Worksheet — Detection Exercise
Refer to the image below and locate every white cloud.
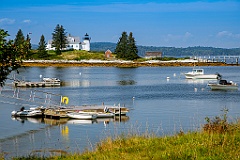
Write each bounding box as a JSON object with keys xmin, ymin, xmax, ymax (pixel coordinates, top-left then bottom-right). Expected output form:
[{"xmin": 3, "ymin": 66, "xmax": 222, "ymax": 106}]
[
  {"xmin": 23, "ymin": 19, "xmax": 31, "ymax": 23},
  {"xmin": 164, "ymin": 32, "xmax": 193, "ymax": 42},
  {"xmin": 0, "ymin": 18, "xmax": 15, "ymax": 25},
  {"xmin": 217, "ymin": 31, "xmax": 240, "ymax": 39}
]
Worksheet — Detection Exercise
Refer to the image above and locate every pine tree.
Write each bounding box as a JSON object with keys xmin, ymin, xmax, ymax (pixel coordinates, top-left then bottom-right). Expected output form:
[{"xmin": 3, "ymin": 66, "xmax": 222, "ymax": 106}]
[
  {"xmin": 25, "ymin": 33, "xmax": 32, "ymax": 59},
  {"xmin": 115, "ymin": 31, "xmax": 128, "ymax": 59},
  {"xmin": 37, "ymin": 35, "xmax": 48, "ymax": 59},
  {"xmin": 14, "ymin": 29, "xmax": 31, "ymax": 57},
  {"xmin": 127, "ymin": 32, "xmax": 139, "ymax": 60},
  {"xmin": 14, "ymin": 29, "xmax": 25, "ymax": 51},
  {"xmin": 26, "ymin": 33, "xmax": 32, "ymax": 50},
  {"xmin": 52, "ymin": 24, "xmax": 67, "ymax": 55},
  {"xmin": 115, "ymin": 31, "xmax": 138, "ymax": 60}
]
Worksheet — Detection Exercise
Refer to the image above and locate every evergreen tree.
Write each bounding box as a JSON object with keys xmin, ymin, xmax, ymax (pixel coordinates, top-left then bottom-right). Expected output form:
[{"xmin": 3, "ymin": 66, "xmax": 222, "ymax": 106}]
[
  {"xmin": 115, "ymin": 31, "xmax": 138, "ymax": 60},
  {"xmin": 52, "ymin": 24, "xmax": 67, "ymax": 55},
  {"xmin": 26, "ymin": 33, "xmax": 32, "ymax": 50},
  {"xmin": 14, "ymin": 29, "xmax": 25, "ymax": 51},
  {"xmin": 14, "ymin": 29, "xmax": 31, "ymax": 57},
  {"xmin": 0, "ymin": 29, "xmax": 26, "ymax": 86},
  {"xmin": 127, "ymin": 32, "xmax": 139, "ymax": 60},
  {"xmin": 115, "ymin": 31, "xmax": 128, "ymax": 59},
  {"xmin": 25, "ymin": 33, "xmax": 32, "ymax": 59},
  {"xmin": 37, "ymin": 35, "xmax": 48, "ymax": 59}
]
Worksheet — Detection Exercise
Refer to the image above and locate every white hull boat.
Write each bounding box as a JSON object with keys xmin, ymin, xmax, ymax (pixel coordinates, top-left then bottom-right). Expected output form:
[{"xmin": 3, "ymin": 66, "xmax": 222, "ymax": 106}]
[
  {"xmin": 78, "ymin": 111, "xmax": 115, "ymax": 118},
  {"xmin": 185, "ymin": 68, "xmax": 221, "ymax": 79},
  {"xmin": 11, "ymin": 108, "xmax": 43, "ymax": 117},
  {"xmin": 208, "ymin": 79, "xmax": 238, "ymax": 90},
  {"xmin": 67, "ymin": 112, "xmax": 97, "ymax": 120}
]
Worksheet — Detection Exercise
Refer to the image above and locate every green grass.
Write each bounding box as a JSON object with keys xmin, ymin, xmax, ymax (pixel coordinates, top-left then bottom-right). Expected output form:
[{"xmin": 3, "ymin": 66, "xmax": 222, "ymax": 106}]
[
  {"xmin": 12, "ymin": 118, "xmax": 240, "ymax": 160},
  {"xmin": 27, "ymin": 50, "xmax": 190, "ymax": 62},
  {"xmin": 27, "ymin": 50, "xmax": 107, "ymax": 61}
]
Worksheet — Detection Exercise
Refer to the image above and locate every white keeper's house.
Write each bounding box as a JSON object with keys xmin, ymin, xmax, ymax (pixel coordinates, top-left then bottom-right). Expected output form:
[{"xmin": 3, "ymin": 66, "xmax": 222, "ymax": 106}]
[{"xmin": 46, "ymin": 33, "xmax": 91, "ymax": 51}]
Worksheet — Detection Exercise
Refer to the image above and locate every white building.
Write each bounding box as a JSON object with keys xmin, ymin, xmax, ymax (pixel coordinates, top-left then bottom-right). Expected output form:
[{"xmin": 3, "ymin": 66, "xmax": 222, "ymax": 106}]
[{"xmin": 46, "ymin": 33, "xmax": 90, "ymax": 51}]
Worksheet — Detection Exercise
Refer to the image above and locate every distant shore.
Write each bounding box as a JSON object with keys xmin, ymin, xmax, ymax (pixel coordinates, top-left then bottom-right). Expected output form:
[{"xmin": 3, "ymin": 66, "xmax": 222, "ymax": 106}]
[{"xmin": 22, "ymin": 59, "xmax": 234, "ymax": 67}]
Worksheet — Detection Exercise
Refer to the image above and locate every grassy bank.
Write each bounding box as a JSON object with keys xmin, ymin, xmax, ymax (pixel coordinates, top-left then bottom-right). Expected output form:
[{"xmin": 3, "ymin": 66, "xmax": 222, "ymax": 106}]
[{"xmin": 11, "ymin": 114, "xmax": 240, "ymax": 160}]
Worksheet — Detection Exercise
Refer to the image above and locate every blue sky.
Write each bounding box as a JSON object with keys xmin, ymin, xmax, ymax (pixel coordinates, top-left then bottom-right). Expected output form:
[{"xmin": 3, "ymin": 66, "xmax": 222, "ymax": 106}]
[{"xmin": 0, "ymin": 0, "xmax": 240, "ymax": 48}]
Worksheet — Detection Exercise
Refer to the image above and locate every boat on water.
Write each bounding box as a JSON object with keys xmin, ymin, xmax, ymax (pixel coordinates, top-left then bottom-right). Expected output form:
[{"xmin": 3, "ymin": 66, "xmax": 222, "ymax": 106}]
[
  {"xmin": 78, "ymin": 111, "xmax": 115, "ymax": 118},
  {"xmin": 184, "ymin": 68, "xmax": 221, "ymax": 79},
  {"xmin": 208, "ymin": 79, "xmax": 238, "ymax": 90},
  {"xmin": 11, "ymin": 107, "xmax": 43, "ymax": 117},
  {"xmin": 67, "ymin": 112, "xmax": 97, "ymax": 120},
  {"xmin": 13, "ymin": 77, "xmax": 61, "ymax": 87}
]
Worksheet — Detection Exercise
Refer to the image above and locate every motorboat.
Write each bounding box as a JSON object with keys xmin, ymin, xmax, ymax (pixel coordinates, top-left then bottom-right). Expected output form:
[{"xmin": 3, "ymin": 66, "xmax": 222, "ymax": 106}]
[
  {"xmin": 184, "ymin": 68, "xmax": 221, "ymax": 79},
  {"xmin": 208, "ymin": 79, "xmax": 238, "ymax": 90},
  {"xmin": 11, "ymin": 107, "xmax": 43, "ymax": 117},
  {"xmin": 67, "ymin": 112, "xmax": 97, "ymax": 120}
]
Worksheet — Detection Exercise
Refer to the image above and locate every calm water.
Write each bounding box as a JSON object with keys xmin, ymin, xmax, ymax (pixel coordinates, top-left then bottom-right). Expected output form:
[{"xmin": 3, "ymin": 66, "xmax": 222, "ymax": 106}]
[{"xmin": 0, "ymin": 66, "xmax": 240, "ymax": 158}]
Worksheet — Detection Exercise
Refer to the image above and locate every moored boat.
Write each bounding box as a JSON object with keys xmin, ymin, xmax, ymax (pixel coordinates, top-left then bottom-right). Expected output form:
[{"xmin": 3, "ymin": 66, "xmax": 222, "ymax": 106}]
[
  {"xmin": 67, "ymin": 112, "xmax": 97, "ymax": 120},
  {"xmin": 184, "ymin": 68, "xmax": 221, "ymax": 79},
  {"xmin": 208, "ymin": 79, "xmax": 238, "ymax": 90},
  {"xmin": 11, "ymin": 107, "xmax": 43, "ymax": 117}
]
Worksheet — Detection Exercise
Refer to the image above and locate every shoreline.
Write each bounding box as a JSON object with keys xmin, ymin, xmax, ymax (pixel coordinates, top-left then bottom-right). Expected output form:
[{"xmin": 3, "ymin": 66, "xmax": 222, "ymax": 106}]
[{"xmin": 22, "ymin": 60, "xmax": 235, "ymax": 67}]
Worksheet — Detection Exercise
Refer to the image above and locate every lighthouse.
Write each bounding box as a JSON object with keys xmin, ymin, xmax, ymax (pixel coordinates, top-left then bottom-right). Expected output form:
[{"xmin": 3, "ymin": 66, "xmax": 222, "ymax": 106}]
[{"xmin": 81, "ymin": 33, "xmax": 90, "ymax": 51}]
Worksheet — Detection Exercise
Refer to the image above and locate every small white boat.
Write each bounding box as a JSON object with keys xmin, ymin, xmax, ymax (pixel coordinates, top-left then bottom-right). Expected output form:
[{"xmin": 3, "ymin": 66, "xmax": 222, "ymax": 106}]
[
  {"xmin": 96, "ymin": 112, "xmax": 115, "ymax": 118},
  {"xmin": 67, "ymin": 112, "xmax": 97, "ymax": 120},
  {"xmin": 78, "ymin": 111, "xmax": 115, "ymax": 118},
  {"xmin": 11, "ymin": 107, "xmax": 43, "ymax": 117},
  {"xmin": 185, "ymin": 68, "xmax": 220, "ymax": 79},
  {"xmin": 208, "ymin": 79, "xmax": 238, "ymax": 90}
]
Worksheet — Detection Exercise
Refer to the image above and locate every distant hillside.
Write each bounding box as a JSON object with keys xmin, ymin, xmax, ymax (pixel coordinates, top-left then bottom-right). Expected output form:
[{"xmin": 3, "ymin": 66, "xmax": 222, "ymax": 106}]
[
  {"xmin": 32, "ymin": 42, "xmax": 240, "ymax": 57},
  {"xmin": 91, "ymin": 42, "xmax": 240, "ymax": 57}
]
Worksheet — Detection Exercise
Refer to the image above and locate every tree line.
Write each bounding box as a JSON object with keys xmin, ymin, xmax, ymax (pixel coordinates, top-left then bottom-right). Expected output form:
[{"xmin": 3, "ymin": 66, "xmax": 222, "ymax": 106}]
[{"xmin": 0, "ymin": 25, "xmax": 139, "ymax": 85}]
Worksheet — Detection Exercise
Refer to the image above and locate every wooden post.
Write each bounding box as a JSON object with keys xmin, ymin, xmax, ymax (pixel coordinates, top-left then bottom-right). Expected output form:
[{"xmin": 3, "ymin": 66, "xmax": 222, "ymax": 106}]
[{"xmin": 119, "ymin": 103, "xmax": 121, "ymax": 122}]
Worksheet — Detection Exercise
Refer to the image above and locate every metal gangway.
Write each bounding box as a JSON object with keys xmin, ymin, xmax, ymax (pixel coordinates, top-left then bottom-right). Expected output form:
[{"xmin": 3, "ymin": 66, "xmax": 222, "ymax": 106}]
[
  {"xmin": 0, "ymin": 85, "xmax": 67, "ymax": 108},
  {"xmin": 192, "ymin": 55, "xmax": 240, "ymax": 64}
]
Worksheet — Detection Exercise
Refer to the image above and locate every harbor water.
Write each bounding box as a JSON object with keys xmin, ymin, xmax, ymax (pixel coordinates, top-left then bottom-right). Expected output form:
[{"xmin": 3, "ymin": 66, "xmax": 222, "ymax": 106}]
[{"xmin": 0, "ymin": 66, "xmax": 240, "ymax": 158}]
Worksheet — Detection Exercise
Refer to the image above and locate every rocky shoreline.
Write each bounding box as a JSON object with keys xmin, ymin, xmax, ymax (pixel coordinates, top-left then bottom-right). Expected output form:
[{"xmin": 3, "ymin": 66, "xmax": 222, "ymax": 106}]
[{"xmin": 22, "ymin": 59, "xmax": 235, "ymax": 67}]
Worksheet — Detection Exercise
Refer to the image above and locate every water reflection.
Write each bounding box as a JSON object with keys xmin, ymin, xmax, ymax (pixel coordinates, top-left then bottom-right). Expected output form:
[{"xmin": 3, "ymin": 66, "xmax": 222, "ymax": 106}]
[
  {"xmin": 117, "ymin": 80, "xmax": 136, "ymax": 85},
  {"xmin": 11, "ymin": 116, "xmax": 130, "ymax": 126}
]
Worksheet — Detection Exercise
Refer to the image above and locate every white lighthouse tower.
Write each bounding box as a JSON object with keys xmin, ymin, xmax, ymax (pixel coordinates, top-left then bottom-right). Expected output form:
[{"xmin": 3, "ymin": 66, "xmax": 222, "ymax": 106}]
[{"xmin": 81, "ymin": 33, "xmax": 90, "ymax": 51}]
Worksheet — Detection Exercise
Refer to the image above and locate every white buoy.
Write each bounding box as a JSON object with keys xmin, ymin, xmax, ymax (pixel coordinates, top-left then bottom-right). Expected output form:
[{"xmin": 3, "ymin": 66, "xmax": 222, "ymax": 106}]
[
  {"xmin": 173, "ymin": 73, "xmax": 176, "ymax": 77},
  {"xmin": 39, "ymin": 74, "xmax": 42, "ymax": 78},
  {"xmin": 79, "ymin": 72, "xmax": 81, "ymax": 76},
  {"xmin": 194, "ymin": 88, "xmax": 197, "ymax": 92}
]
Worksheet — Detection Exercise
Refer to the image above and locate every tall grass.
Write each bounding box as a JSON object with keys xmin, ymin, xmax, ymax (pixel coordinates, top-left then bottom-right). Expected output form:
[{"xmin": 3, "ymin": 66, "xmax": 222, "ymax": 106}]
[{"xmin": 12, "ymin": 111, "xmax": 240, "ymax": 160}]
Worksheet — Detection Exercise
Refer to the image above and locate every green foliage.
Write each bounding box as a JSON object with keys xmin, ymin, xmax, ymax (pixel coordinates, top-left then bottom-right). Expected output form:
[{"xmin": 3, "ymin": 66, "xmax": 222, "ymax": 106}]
[
  {"xmin": 60, "ymin": 50, "xmax": 105, "ymax": 60},
  {"xmin": 51, "ymin": 24, "xmax": 67, "ymax": 55},
  {"xmin": 37, "ymin": 35, "xmax": 49, "ymax": 59},
  {"xmin": 0, "ymin": 29, "xmax": 27, "ymax": 86},
  {"xmin": 14, "ymin": 29, "xmax": 31, "ymax": 59},
  {"xmin": 115, "ymin": 31, "xmax": 139, "ymax": 60}
]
